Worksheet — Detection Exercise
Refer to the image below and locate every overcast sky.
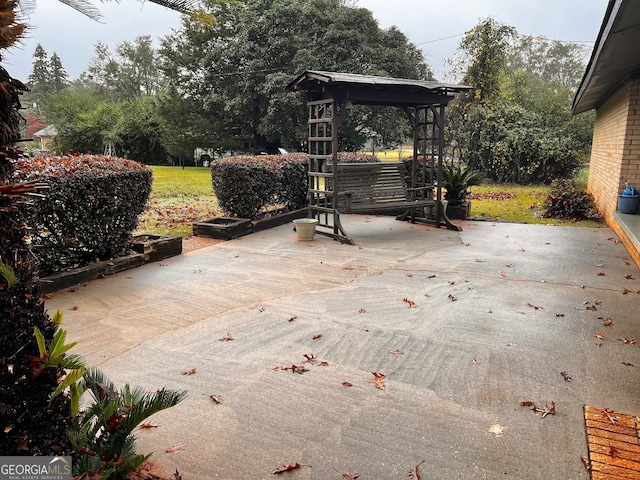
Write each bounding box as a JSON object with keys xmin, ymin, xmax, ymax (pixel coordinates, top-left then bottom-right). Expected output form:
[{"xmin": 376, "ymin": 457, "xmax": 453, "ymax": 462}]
[{"xmin": 3, "ymin": 0, "xmax": 609, "ymax": 82}]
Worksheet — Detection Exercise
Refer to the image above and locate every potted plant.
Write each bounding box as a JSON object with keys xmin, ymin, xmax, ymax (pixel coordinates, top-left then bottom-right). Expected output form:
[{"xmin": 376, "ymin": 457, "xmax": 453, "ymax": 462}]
[{"xmin": 441, "ymin": 163, "xmax": 484, "ymax": 219}]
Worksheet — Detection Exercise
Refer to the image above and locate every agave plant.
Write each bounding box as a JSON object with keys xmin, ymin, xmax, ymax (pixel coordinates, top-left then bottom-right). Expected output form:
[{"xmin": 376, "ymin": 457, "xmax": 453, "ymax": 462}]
[
  {"xmin": 442, "ymin": 163, "xmax": 484, "ymax": 206},
  {"xmin": 68, "ymin": 369, "xmax": 187, "ymax": 479}
]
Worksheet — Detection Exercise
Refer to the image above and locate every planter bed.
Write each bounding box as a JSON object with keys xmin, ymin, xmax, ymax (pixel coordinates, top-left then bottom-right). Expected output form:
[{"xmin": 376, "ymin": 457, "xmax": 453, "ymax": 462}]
[
  {"xmin": 193, "ymin": 208, "xmax": 309, "ymax": 240},
  {"xmin": 130, "ymin": 234, "xmax": 182, "ymax": 262},
  {"xmin": 40, "ymin": 235, "xmax": 183, "ymax": 294},
  {"xmin": 192, "ymin": 217, "xmax": 253, "ymax": 240},
  {"xmin": 39, "ymin": 253, "xmax": 145, "ymax": 294}
]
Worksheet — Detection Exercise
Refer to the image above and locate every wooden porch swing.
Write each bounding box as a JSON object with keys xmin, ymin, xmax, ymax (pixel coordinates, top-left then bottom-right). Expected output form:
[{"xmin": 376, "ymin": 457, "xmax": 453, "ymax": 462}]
[{"xmin": 287, "ymin": 70, "xmax": 472, "ymax": 245}]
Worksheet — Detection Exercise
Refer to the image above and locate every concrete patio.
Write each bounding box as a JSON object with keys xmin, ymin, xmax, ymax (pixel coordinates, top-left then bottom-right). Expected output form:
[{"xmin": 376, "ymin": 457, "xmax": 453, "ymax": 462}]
[{"xmin": 46, "ymin": 216, "xmax": 640, "ymax": 479}]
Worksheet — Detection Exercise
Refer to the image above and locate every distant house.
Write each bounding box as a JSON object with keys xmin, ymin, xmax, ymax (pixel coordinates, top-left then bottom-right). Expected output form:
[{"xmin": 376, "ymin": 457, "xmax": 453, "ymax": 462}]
[
  {"xmin": 572, "ymin": 0, "xmax": 640, "ymax": 267},
  {"xmin": 32, "ymin": 125, "xmax": 57, "ymax": 152}
]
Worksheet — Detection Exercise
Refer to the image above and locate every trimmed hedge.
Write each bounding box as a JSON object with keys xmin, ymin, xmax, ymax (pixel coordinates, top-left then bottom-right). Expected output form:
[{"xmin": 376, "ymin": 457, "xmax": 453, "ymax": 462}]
[
  {"xmin": 211, "ymin": 152, "xmax": 380, "ymax": 218},
  {"xmin": 13, "ymin": 154, "xmax": 152, "ymax": 276},
  {"xmin": 211, "ymin": 153, "xmax": 308, "ymax": 218}
]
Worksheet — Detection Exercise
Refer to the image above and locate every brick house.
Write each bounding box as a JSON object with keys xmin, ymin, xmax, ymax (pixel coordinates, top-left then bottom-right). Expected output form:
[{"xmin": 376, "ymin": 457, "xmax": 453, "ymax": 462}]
[{"xmin": 573, "ymin": 0, "xmax": 640, "ymax": 266}]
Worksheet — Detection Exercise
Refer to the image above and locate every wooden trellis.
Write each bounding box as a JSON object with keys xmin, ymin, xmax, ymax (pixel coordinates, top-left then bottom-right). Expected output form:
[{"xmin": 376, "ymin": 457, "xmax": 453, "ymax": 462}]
[{"xmin": 287, "ymin": 71, "xmax": 471, "ymax": 244}]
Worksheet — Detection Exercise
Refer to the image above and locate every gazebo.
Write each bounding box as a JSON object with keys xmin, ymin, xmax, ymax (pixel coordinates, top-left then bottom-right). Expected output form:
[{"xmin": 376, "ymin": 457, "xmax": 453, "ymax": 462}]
[{"xmin": 287, "ymin": 70, "xmax": 472, "ymax": 244}]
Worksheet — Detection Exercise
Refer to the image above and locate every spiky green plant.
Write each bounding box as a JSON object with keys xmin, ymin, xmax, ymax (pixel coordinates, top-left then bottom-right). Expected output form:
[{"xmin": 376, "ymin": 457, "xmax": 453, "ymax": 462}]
[
  {"xmin": 68, "ymin": 369, "xmax": 187, "ymax": 479},
  {"xmin": 442, "ymin": 163, "xmax": 484, "ymax": 206}
]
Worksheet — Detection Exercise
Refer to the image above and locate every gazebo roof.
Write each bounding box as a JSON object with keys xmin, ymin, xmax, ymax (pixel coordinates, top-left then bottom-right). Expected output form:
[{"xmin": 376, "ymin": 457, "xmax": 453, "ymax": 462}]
[{"xmin": 287, "ymin": 70, "xmax": 472, "ymax": 107}]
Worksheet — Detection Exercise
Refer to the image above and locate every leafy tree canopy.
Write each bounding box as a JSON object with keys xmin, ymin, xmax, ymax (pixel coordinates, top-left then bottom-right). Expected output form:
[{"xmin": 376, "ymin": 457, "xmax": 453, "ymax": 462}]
[{"xmin": 159, "ymin": 0, "xmax": 433, "ymax": 151}]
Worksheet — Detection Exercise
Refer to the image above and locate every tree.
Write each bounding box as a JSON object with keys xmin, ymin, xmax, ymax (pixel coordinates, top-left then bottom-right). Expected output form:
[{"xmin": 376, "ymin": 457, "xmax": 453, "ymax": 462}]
[
  {"xmin": 49, "ymin": 53, "xmax": 69, "ymax": 92},
  {"xmin": 445, "ymin": 18, "xmax": 589, "ymax": 184},
  {"xmin": 160, "ymin": 0, "xmax": 433, "ymax": 151},
  {"xmin": 459, "ymin": 17, "xmax": 515, "ymax": 105},
  {"xmin": 27, "ymin": 44, "xmax": 50, "ymax": 96},
  {"xmin": 114, "ymin": 36, "xmax": 163, "ymax": 98}
]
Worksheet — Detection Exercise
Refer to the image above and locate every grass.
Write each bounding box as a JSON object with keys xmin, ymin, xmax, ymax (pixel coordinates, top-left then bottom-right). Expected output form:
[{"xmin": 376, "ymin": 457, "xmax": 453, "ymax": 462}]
[
  {"xmin": 134, "ymin": 165, "xmax": 601, "ymax": 238},
  {"xmin": 135, "ymin": 166, "xmax": 221, "ymax": 238},
  {"xmin": 469, "ymin": 184, "xmax": 600, "ymax": 227},
  {"xmin": 469, "ymin": 166, "xmax": 601, "ymax": 227}
]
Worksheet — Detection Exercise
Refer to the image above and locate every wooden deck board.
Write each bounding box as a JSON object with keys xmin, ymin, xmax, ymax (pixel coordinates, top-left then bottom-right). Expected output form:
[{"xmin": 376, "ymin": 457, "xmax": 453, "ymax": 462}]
[{"xmin": 586, "ymin": 406, "xmax": 640, "ymax": 479}]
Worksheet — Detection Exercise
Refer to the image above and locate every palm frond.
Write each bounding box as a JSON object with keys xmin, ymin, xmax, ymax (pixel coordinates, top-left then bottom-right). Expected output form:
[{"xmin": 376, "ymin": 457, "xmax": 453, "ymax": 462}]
[
  {"xmin": 57, "ymin": 0, "xmax": 103, "ymax": 20},
  {"xmin": 146, "ymin": 0, "xmax": 201, "ymax": 14}
]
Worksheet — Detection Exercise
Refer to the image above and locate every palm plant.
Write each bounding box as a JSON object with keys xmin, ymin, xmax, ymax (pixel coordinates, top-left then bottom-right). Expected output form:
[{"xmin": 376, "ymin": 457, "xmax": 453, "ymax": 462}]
[
  {"xmin": 68, "ymin": 369, "xmax": 187, "ymax": 479},
  {"xmin": 442, "ymin": 163, "xmax": 484, "ymax": 206}
]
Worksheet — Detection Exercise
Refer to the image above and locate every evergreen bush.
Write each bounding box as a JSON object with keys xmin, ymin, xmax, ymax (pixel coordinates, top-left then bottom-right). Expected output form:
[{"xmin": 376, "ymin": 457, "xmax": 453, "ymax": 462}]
[
  {"xmin": 13, "ymin": 155, "xmax": 152, "ymax": 276},
  {"xmin": 211, "ymin": 153, "xmax": 308, "ymax": 218}
]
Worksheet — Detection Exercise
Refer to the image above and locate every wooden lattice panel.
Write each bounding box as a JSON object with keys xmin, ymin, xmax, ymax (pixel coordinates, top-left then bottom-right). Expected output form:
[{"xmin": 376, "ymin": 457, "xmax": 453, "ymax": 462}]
[{"xmin": 585, "ymin": 405, "xmax": 640, "ymax": 479}]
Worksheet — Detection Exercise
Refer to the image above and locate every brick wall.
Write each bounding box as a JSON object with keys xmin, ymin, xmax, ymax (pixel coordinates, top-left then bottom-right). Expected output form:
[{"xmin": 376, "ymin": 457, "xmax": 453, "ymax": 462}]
[
  {"xmin": 588, "ymin": 82, "xmax": 629, "ymax": 219},
  {"xmin": 588, "ymin": 77, "xmax": 640, "ymax": 266}
]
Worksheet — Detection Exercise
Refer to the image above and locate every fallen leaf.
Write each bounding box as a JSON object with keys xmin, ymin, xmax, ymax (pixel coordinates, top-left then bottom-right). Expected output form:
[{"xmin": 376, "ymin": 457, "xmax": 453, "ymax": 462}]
[
  {"xmin": 165, "ymin": 444, "xmax": 185, "ymax": 454},
  {"xmin": 601, "ymin": 408, "xmax": 619, "ymax": 425},
  {"xmin": 358, "ymin": 308, "xmax": 367, "ymax": 313},
  {"xmin": 139, "ymin": 422, "xmax": 159, "ymax": 429},
  {"xmin": 581, "ymin": 456, "xmax": 591, "ymax": 471},
  {"xmin": 181, "ymin": 367, "xmax": 197, "ymax": 376},
  {"xmin": 273, "ymin": 463, "xmax": 310, "ymax": 474},
  {"xmin": 520, "ymin": 400, "xmax": 556, "ymax": 418},
  {"xmin": 600, "ymin": 317, "xmax": 613, "ymax": 326},
  {"xmin": 258, "ymin": 306, "xmax": 266, "ymax": 312},
  {"xmin": 597, "ymin": 271, "xmax": 606, "ymax": 276},
  {"xmin": 626, "ymin": 275, "xmax": 635, "ymax": 280},
  {"xmin": 621, "ymin": 362, "xmax": 635, "ymax": 367},
  {"xmin": 336, "ymin": 470, "xmax": 360, "ymax": 479},
  {"xmin": 288, "ymin": 316, "xmax": 297, "ymax": 322},
  {"xmin": 370, "ymin": 371, "xmax": 386, "ymax": 391},
  {"xmin": 320, "ymin": 361, "xmax": 329, "ymax": 366},
  {"xmin": 219, "ymin": 331, "xmax": 234, "ymax": 342},
  {"xmin": 560, "ymin": 371, "xmax": 572, "ymax": 382},
  {"xmin": 487, "ymin": 424, "xmax": 507, "ymax": 437},
  {"xmin": 448, "ymin": 294, "xmax": 457, "ymax": 302},
  {"xmin": 403, "ymin": 297, "xmax": 416, "ymax": 308},
  {"xmin": 622, "ymin": 338, "xmax": 636, "ymax": 345},
  {"xmin": 427, "ymin": 274, "xmax": 437, "ymax": 278},
  {"xmin": 210, "ymin": 395, "xmax": 224, "ymax": 403},
  {"xmin": 303, "ymin": 354, "xmax": 317, "ymax": 364},
  {"xmin": 173, "ymin": 470, "xmax": 182, "ymax": 480},
  {"xmin": 277, "ymin": 364, "xmax": 309, "ymax": 374},
  {"xmin": 342, "ymin": 381, "xmax": 353, "ymax": 387},
  {"xmin": 389, "ymin": 349, "xmax": 403, "ymax": 356},
  {"xmin": 472, "ymin": 358, "xmax": 480, "ymax": 366},
  {"xmin": 527, "ymin": 303, "xmax": 543, "ymax": 310},
  {"xmin": 71, "ymin": 306, "xmax": 79, "ymax": 311},
  {"xmin": 408, "ymin": 461, "xmax": 425, "ymax": 479},
  {"xmin": 595, "ymin": 331, "xmax": 605, "ymax": 340},
  {"xmin": 312, "ymin": 333, "xmax": 322, "ymax": 340}
]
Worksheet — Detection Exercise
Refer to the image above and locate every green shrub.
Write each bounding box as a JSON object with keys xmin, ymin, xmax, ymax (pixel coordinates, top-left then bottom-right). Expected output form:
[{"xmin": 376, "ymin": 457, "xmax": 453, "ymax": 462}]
[
  {"xmin": 543, "ymin": 179, "xmax": 601, "ymax": 221},
  {"xmin": 447, "ymin": 102, "xmax": 581, "ymax": 184},
  {"xmin": 211, "ymin": 153, "xmax": 308, "ymax": 218},
  {"xmin": 211, "ymin": 152, "xmax": 381, "ymax": 218},
  {"xmin": 335, "ymin": 152, "xmax": 379, "ymax": 163},
  {"xmin": 13, "ymin": 154, "xmax": 152, "ymax": 276}
]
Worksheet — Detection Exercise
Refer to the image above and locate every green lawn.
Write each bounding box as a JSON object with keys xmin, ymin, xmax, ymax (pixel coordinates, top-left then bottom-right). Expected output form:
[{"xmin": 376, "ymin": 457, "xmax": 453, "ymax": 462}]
[
  {"xmin": 135, "ymin": 165, "xmax": 601, "ymax": 238},
  {"xmin": 469, "ymin": 184, "xmax": 601, "ymax": 227},
  {"xmin": 135, "ymin": 166, "xmax": 221, "ymax": 238}
]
